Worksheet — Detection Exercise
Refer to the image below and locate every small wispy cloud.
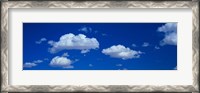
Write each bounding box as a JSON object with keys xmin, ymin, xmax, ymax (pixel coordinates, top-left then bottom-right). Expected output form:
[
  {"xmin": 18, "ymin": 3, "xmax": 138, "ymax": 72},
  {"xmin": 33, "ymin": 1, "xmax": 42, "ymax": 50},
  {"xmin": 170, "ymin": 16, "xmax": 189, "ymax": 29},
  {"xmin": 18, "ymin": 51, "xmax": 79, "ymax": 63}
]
[
  {"xmin": 36, "ymin": 38, "xmax": 47, "ymax": 44},
  {"xmin": 132, "ymin": 44, "xmax": 137, "ymax": 47},
  {"xmin": 24, "ymin": 59, "xmax": 44, "ymax": 68},
  {"xmin": 102, "ymin": 33, "xmax": 107, "ymax": 36},
  {"xmin": 155, "ymin": 46, "xmax": 160, "ymax": 49},
  {"xmin": 78, "ymin": 26, "xmax": 92, "ymax": 33},
  {"xmin": 89, "ymin": 64, "xmax": 93, "ymax": 67},
  {"xmin": 81, "ymin": 49, "xmax": 90, "ymax": 54},
  {"xmin": 78, "ymin": 26, "xmax": 100, "ymax": 34},
  {"xmin": 33, "ymin": 60, "xmax": 43, "ymax": 63},
  {"xmin": 44, "ymin": 58, "xmax": 49, "ymax": 61},
  {"xmin": 62, "ymin": 52, "xmax": 69, "ymax": 57},
  {"xmin": 23, "ymin": 62, "xmax": 37, "ymax": 68},
  {"xmin": 94, "ymin": 30, "xmax": 98, "ymax": 33},
  {"xmin": 142, "ymin": 42, "xmax": 150, "ymax": 47},
  {"xmin": 116, "ymin": 64, "xmax": 123, "ymax": 67},
  {"xmin": 74, "ymin": 59, "xmax": 79, "ymax": 62}
]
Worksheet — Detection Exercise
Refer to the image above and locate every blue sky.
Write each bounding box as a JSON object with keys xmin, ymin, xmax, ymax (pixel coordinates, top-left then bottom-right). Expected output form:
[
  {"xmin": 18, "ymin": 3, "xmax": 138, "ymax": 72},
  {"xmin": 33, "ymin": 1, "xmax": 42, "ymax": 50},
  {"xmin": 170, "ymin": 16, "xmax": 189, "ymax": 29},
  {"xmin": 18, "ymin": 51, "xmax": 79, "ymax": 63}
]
[{"xmin": 23, "ymin": 23, "xmax": 177, "ymax": 70}]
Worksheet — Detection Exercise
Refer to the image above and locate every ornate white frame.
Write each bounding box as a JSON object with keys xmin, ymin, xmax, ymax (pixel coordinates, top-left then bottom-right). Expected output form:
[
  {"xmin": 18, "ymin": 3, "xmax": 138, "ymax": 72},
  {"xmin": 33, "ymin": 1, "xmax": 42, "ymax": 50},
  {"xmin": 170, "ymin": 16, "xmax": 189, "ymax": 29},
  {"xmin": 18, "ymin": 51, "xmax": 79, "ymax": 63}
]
[{"xmin": 1, "ymin": 1, "xmax": 199, "ymax": 93}]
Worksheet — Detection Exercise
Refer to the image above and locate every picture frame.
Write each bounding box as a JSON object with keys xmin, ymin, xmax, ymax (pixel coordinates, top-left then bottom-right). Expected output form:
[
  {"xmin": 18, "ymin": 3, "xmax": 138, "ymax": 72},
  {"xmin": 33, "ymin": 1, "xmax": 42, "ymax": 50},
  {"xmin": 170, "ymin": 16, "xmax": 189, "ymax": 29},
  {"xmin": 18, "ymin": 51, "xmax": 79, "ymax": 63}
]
[{"xmin": 1, "ymin": 1, "xmax": 199, "ymax": 93}]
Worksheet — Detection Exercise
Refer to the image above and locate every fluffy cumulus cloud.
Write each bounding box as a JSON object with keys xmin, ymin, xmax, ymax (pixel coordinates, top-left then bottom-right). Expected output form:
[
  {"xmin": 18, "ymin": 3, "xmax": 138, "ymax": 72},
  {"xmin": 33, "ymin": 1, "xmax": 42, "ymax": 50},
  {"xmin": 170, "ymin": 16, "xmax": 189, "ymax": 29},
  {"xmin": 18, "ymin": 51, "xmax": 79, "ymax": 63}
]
[
  {"xmin": 157, "ymin": 23, "xmax": 177, "ymax": 46},
  {"xmin": 36, "ymin": 38, "xmax": 47, "ymax": 44},
  {"xmin": 48, "ymin": 33, "xmax": 99, "ymax": 53},
  {"xmin": 49, "ymin": 56, "xmax": 73, "ymax": 68},
  {"xmin": 23, "ymin": 62, "xmax": 37, "ymax": 68},
  {"xmin": 102, "ymin": 45, "xmax": 143, "ymax": 60}
]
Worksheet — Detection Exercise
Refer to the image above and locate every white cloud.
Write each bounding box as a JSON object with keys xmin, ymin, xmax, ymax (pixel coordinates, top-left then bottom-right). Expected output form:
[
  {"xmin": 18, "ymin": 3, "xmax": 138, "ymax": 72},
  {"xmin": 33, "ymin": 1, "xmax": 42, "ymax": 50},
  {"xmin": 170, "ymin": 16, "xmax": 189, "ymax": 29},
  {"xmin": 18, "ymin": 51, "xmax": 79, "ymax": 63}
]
[
  {"xmin": 23, "ymin": 62, "xmax": 37, "ymax": 68},
  {"xmin": 157, "ymin": 23, "xmax": 177, "ymax": 46},
  {"xmin": 89, "ymin": 64, "xmax": 93, "ymax": 67},
  {"xmin": 78, "ymin": 26, "xmax": 92, "ymax": 33},
  {"xmin": 49, "ymin": 56, "xmax": 73, "ymax": 68},
  {"xmin": 62, "ymin": 52, "xmax": 69, "ymax": 57},
  {"xmin": 142, "ymin": 42, "xmax": 150, "ymax": 47},
  {"xmin": 81, "ymin": 49, "xmax": 90, "ymax": 54},
  {"xmin": 155, "ymin": 46, "xmax": 160, "ymax": 49},
  {"xmin": 102, "ymin": 33, "xmax": 107, "ymax": 36},
  {"xmin": 102, "ymin": 45, "xmax": 143, "ymax": 60},
  {"xmin": 160, "ymin": 33, "xmax": 177, "ymax": 46},
  {"xmin": 74, "ymin": 59, "xmax": 79, "ymax": 62},
  {"xmin": 23, "ymin": 59, "xmax": 43, "ymax": 68},
  {"xmin": 36, "ymin": 38, "xmax": 47, "ymax": 44},
  {"xmin": 94, "ymin": 30, "xmax": 98, "ymax": 33},
  {"xmin": 116, "ymin": 64, "xmax": 123, "ymax": 66},
  {"xmin": 132, "ymin": 44, "xmax": 137, "ymax": 47},
  {"xmin": 33, "ymin": 60, "xmax": 43, "ymax": 63},
  {"xmin": 48, "ymin": 33, "xmax": 99, "ymax": 53},
  {"xmin": 79, "ymin": 26, "xmax": 99, "ymax": 34},
  {"xmin": 48, "ymin": 40, "xmax": 55, "ymax": 46},
  {"xmin": 44, "ymin": 58, "xmax": 49, "ymax": 61}
]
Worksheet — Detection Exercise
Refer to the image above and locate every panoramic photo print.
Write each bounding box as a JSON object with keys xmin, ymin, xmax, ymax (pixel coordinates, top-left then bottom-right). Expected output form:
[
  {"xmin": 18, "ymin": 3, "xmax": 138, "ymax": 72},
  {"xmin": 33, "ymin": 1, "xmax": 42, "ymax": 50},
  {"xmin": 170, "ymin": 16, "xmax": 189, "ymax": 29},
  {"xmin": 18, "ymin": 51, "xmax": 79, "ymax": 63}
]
[{"xmin": 23, "ymin": 23, "xmax": 177, "ymax": 70}]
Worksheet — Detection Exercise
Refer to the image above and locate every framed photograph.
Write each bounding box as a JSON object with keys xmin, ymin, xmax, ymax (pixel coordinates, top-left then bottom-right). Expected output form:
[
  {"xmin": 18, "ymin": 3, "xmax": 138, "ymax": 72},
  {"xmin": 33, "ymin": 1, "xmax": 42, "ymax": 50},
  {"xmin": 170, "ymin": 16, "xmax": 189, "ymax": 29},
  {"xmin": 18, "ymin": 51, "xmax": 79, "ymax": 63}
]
[{"xmin": 1, "ymin": 1, "xmax": 199, "ymax": 93}]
